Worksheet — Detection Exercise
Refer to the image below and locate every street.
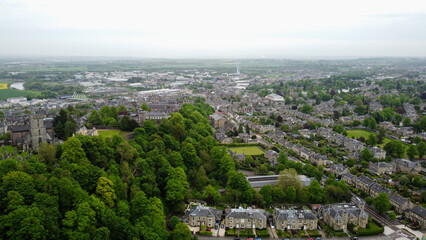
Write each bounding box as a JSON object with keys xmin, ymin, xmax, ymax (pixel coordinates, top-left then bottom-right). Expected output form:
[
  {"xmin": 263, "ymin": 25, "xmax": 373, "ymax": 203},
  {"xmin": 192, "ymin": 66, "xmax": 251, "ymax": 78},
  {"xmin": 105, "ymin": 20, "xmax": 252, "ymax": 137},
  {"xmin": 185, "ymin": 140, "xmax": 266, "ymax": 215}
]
[{"xmin": 196, "ymin": 235, "xmax": 398, "ymax": 240}]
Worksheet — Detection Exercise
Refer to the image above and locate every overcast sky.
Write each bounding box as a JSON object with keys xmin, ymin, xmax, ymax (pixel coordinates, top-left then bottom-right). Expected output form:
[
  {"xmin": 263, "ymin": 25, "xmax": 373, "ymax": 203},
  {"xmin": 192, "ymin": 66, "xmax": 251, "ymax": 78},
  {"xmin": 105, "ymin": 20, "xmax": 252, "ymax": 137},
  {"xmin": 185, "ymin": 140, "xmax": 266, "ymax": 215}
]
[{"xmin": 1, "ymin": 0, "xmax": 426, "ymax": 58}]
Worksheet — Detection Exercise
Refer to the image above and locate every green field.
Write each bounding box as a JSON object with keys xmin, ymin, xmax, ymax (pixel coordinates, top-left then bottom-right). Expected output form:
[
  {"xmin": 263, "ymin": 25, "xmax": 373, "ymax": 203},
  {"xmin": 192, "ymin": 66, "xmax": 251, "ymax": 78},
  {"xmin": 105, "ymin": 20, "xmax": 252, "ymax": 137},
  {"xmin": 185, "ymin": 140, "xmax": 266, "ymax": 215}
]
[
  {"xmin": 228, "ymin": 146, "xmax": 264, "ymax": 155},
  {"xmin": 0, "ymin": 88, "xmax": 40, "ymax": 100},
  {"xmin": 346, "ymin": 129, "xmax": 393, "ymax": 148},
  {"xmin": 98, "ymin": 130, "xmax": 130, "ymax": 138}
]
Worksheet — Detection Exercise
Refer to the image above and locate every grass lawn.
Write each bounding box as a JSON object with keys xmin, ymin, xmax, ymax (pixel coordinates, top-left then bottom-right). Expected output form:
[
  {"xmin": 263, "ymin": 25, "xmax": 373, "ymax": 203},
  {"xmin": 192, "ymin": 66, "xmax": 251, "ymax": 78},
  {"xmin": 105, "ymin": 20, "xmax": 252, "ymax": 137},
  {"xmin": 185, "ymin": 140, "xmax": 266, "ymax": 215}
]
[
  {"xmin": 228, "ymin": 146, "xmax": 264, "ymax": 155},
  {"xmin": 98, "ymin": 130, "xmax": 130, "ymax": 138},
  {"xmin": 347, "ymin": 129, "xmax": 405, "ymax": 149},
  {"xmin": 0, "ymin": 88, "xmax": 40, "ymax": 100}
]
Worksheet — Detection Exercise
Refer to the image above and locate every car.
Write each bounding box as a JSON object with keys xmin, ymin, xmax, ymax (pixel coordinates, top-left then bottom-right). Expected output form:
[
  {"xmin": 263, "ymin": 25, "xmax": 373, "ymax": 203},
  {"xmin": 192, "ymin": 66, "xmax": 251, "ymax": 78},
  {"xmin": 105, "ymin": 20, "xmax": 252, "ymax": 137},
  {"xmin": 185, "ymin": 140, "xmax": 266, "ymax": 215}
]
[
  {"xmin": 215, "ymin": 225, "xmax": 218, "ymax": 230},
  {"xmin": 246, "ymin": 238, "xmax": 253, "ymax": 240},
  {"xmin": 317, "ymin": 225, "xmax": 322, "ymax": 231},
  {"xmin": 221, "ymin": 224, "xmax": 224, "ymax": 228},
  {"xmin": 283, "ymin": 238, "xmax": 290, "ymax": 240},
  {"xmin": 315, "ymin": 238, "xmax": 322, "ymax": 240},
  {"xmin": 307, "ymin": 238, "xmax": 314, "ymax": 240},
  {"xmin": 350, "ymin": 237, "xmax": 358, "ymax": 240},
  {"xmin": 255, "ymin": 238, "xmax": 262, "ymax": 240},
  {"xmin": 234, "ymin": 238, "xmax": 240, "ymax": 240}
]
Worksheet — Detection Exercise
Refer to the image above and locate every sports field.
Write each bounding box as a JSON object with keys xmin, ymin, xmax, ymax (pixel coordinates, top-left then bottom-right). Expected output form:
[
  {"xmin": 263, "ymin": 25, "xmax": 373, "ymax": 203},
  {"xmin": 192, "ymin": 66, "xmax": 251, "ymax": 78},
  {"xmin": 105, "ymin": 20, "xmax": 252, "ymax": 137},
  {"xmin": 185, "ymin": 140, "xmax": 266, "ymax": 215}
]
[
  {"xmin": 228, "ymin": 146, "xmax": 264, "ymax": 155},
  {"xmin": 98, "ymin": 130, "xmax": 130, "ymax": 138}
]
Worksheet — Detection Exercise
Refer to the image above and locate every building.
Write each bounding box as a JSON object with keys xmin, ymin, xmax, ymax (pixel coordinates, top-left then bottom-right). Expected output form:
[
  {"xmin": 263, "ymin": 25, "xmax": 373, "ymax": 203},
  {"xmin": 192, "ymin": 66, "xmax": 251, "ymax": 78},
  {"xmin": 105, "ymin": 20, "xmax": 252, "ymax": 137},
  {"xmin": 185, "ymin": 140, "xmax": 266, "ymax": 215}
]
[
  {"xmin": 209, "ymin": 113, "xmax": 226, "ymax": 128},
  {"xmin": 408, "ymin": 206, "xmax": 426, "ymax": 229},
  {"xmin": 264, "ymin": 149, "xmax": 279, "ymax": 166},
  {"xmin": 266, "ymin": 93, "xmax": 285, "ymax": 102},
  {"xmin": 11, "ymin": 115, "xmax": 55, "ymax": 150},
  {"xmin": 369, "ymin": 162, "xmax": 394, "ymax": 175},
  {"xmin": 369, "ymin": 147, "xmax": 386, "ymax": 160},
  {"xmin": 224, "ymin": 207, "xmax": 267, "ymax": 229},
  {"xmin": 341, "ymin": 173, "xmax": 357, "ymax": 186},
  {"xmin": 321, "ymin": 203, "xmax": 368, "ymax": 231},
  {"xmin": 330, "ymin": 163, "xmax": 349, "ymax": 177},
  {"xmin": 389, "ymin": 193, "xmax": 412, "ymax": 214},
  {"xmin": 395, "ymin": 159, "xmax": 421, "ymax": 173},
  {"xmin": 187, "ymin": 205, "xmax": 222, "ymax": 228},
  {"xmin": 75, "ymin": 126, "xmax": 99, "ymax": 136},
  {"xmin": 369, "ymin": 183, "xmax": 392, "ymax": 199},
  {"xmin": 356, "ymin": 175, "xmax": 375, "ymax": 193},
  {"xmin": 273, "ymin": 208, "xmax": 318, "ymax": 230}
]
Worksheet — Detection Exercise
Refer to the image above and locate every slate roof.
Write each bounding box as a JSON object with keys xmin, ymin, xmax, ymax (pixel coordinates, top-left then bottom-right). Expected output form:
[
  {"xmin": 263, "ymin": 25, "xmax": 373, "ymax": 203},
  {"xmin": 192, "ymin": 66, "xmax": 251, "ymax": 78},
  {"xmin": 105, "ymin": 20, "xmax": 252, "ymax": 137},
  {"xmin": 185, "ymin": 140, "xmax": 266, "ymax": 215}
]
[
  {"xmin": 225, "ymin": 207, "xmax": 267, "ymax": 220},
  {"xmin": 389, "ymin": 193, "xmax": 409, "ymax": 206},
  {"xmin": 189, "ymin": 205, "xmax": 222, "ymax": 219},
  {"xmin": 11, "ymin": 125, "xmax": 30, "ymax": 132},
  {"xmin": 275, "ymin": 208, "xmax": 317, "ymax": 221},
  {"xmin": 322, "ymin": 203, "xmax": 368, "ymax": 220},
  {"xmin": 357, "ymin": 175, "xmax": 375, "ymax": 186},
  {"xmin": 411, "ymin": 205, "xmax": 426, "ymax": 219},
  {"xmin": 370, "ymin": 183, "xmax": 391, "ymax": 195}
]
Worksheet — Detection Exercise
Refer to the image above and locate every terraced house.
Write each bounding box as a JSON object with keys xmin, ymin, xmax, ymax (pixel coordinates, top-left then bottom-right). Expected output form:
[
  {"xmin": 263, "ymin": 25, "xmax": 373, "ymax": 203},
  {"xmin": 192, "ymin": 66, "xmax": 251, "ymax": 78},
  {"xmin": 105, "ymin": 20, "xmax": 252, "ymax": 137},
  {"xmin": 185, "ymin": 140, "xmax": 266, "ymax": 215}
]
[
  {"xmin": 273, "ymin": 208, "xmax": 318, "ymax": 230},
  {"xmin": 224, "ymin": 207, "xmax": 267, "ymax": 229},
  {"xmin": 187, "ymin": 205, "xmax": 222, "ymax": 228},
  {"xmin": 321, "ymin": 203, "xmax": 368, "ymax": 231}
]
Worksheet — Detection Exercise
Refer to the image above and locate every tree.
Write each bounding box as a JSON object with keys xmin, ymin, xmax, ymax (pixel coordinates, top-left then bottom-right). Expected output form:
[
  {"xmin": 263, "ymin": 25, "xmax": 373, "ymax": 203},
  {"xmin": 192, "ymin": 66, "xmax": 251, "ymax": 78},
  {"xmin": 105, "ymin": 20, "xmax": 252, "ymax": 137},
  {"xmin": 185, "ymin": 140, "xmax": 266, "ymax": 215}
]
[
  {"xmin": 244, "ymin": 155, "xmax": 254, "ymax": 165},
  {"xmin": 285, "ymin": 186, "xmax": 296, "ymax": 203},
  {"xmin": 259, "ymin": 184, "xmax": 273, "ymax": 206},
  {"xmin": 172, "ymin": 223, "xmax": 191, "ymax": 240},
  {"xmin": 399, "ymin": 175, "xmax": 410, "ymax": 185},
  {"xmin": 202, "ymin": 185, "xmax": 221, "ymax": 205},
  {"xmin": 384, "ymin": 141, "xmax": 405, "ymax": 158},
  {"xmin": 403, "ymin": 117, "xmax": 411, "ymax": 127},
  {"xmin": 64, "ymin": 120, "xmax": 77, "ymax": 139},
  {"xmin": 369, "ymin": 118, "xmax": 377, "ymax": 129},
  {"xmin": 374, "ymin": 193, "xmax": 390, "ymax": 215},
  {"xmin": 417, "ymin": 141, "xmax": 426, "ymax": 159},
  {"xmin": 37, "ymin": 142, "xmax": 56, "ymax": 164},
  {"xmin": 61, "ymin": 137, "xmax": 90, "ymax": 166},
  {"xmin": 277, "ymin": 168, "xmax": 302, "ymax": 191},
  {"xmin": 407, "ymin": 145, "xmax": 418, "ymax": 160},
  {"xmin": 96, "ymin": 177, "xmax": 117, "ymax": 208},
  {"xmin": 346, "ymin": 159, "xmax": 355, "ymax": 168},
  {"xmin": 308, "ymin": 180, "xmax": 323, "ymax": 203},
  {"xmin": 366, "ymin": 134, "xmax": 378, "ymax": 146},
  {"xmin": 141, "ymin": 103, "xmax": 151, "ymax": 111},
  {"xmin": 277, "ymin": 151, "xmax": 288, "ymax": 165},
  {"xmin": 360, "ymin": 148, "xmax": 373, "ymax": 162},
  {"xmin": 88, "ymin": 110, "xmax": 102, "ymax": 125},
  {"xmin": 168, "ymin": 216, "xmax": 180, "ymax": 230},
  {"xmin": 299, "ymin": 104, "xmax": 313, "ymax": 114}
]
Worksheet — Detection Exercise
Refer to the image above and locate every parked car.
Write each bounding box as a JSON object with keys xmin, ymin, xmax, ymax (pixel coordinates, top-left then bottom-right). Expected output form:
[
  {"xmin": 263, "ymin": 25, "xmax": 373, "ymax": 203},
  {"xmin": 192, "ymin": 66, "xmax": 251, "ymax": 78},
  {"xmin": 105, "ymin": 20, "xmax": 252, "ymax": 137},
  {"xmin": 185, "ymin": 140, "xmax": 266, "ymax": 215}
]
[
  {"xmin": 350, "ymin": 237, "xmax": 358, "ymax": 240},
  {"xmin": 317, "ymin": 225, "xmax": 322, "ymax": 231},
  {"xmin": 234, "ymin": 238, "xmax": 240, "ymax": 240},
  {"xmin": 215, "ymin": 225, "xmax": 218, "ymax": 230},
  {"xmin": 315, "ymin": 238, "xmax": 322, "ymax": 240},
  {"xmin": 221, "ymin": 224, "xmax": 224, "ymax": 229},
  {"xmin": 283, "ymin": 238, "xmax": 290, "ymax": 240}
]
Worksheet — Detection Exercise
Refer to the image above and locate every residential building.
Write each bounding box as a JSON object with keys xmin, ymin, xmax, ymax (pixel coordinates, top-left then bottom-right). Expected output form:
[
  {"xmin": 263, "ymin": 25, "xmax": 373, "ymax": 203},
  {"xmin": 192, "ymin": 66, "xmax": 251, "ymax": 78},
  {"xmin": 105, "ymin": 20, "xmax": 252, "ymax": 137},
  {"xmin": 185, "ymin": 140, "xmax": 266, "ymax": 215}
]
[
  {"xmin": 321, "ymin": 203, "xmax": 368, "ymax": 231},
  {"xmin": 395, "ymin": 159, "xmax": 421, "ymax": 173},
  {"xmin": 187, "ymin": 205, "xmax": 222, "ymax": 228},
  {"xmin": 264, "ymin": 149, "xmax": 279, "ymax": 166},
  {"xmin": 369, "ymin": 147, "xmax": 386, "ymax": 160},
  {"xmin": 341, "ymin": 173, "xmax": 357, "ymax": 186},
  {"xmin": 369, "ymin": 183, "xmax": 392, "ymax": 199},
  {"xmin": 356, "ymin": 175, "xmax": 375, "ymax": 193},
  {"xmin": 273, "ymin": 208, "xmax": 318, "ymax": 230},
  {"xmin": 408, "ymin": 205, "xmax": 426, "ymax": 229},
  {"xmin": 389, "ymin": 193, "xmax": 412, "ymax": 214},
  {"xmin": 224, "ymin": 207, "xmax": 267, "ymax": 229},
  {"xmin": 369, "ymin": 162, "xmax": 394, "ymax": 175}
]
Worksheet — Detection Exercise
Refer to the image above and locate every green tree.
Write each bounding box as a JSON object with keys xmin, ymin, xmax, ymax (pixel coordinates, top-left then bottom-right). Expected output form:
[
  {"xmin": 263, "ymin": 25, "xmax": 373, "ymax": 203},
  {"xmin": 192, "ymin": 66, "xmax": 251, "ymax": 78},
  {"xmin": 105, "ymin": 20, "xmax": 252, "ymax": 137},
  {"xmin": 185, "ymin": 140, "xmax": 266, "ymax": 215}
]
[
  {"xmin": 172, "ymin": 223, "xmax": 191, "ymax": 240},
  {"xmin": 61, "ymin": 137, "xmax": 90, "ymax": 166},
  {"xmin": 202, "ymin": 185, "xmax": 221, "ymax": 205},
  {"xmin": 360, "ymin": 148, "xmax": 373, "ymax": 162},
  {"xmin": 403, "ymin": 117, "xmax": 411, "ymax": 127},
  {"xmin": 88, "ymin": 110, "xmax": 102, "ymax": 125},
  {"xmin": 366, "ymin": 134, "xmax": 378, "ymax": 146},
  {"xmin": 299, "ymin": 104, "xmax": 314, "ymax": 114},
  {"xmin": 417, "ymin": 141, "xmax": 426, "ymax": 159},
  {"xmin": 141, "ymin": 103, "xmax": 151, "ymax": 111},
  {"xmin": 308, "ymin": 180, "xmax": 323, "ymax": 203},
  {"xmin": 96, "ymin": 177, "xmax": 117, "ymax": 208},
  {"xmin": 407, "ymin": 145, "xmax": 418, "ymax": 160},
  {"xmin": 277, "ymin": 151, "xmax": 288, "ymax": 165},
  {"xmin": 285, "ymin": 186, "xmax": 296, "ymax": 203},
  {"xmin": 168, "ymin": 216, "xmax": 180, "ymax": 230},
  {"xmin": 259, "ymin": 184, "xmax": 273, "ymax": 206},
  {"xmin": 37, "ymin": 142, "xmax": 56, "ymax": 164},
  {"xmin": 277, "ymin": 168, "xmax": 302, "ymax": 191},
  {"xmin": 374, "ymin": 193, "xmax": 390, "ymax": 215}
]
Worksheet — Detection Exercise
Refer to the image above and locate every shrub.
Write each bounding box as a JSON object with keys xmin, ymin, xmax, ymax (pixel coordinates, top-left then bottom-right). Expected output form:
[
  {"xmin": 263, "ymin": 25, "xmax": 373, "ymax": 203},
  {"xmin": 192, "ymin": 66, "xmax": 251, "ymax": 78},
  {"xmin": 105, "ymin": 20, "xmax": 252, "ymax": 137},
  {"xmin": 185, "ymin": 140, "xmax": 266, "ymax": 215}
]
[
  {"xmin": 358, "ymin": 220, "xmax": 384, "ymax": 236},
  {"xmin": 199, "ymin": 231, "xmax": 212, "ymax": 236}
]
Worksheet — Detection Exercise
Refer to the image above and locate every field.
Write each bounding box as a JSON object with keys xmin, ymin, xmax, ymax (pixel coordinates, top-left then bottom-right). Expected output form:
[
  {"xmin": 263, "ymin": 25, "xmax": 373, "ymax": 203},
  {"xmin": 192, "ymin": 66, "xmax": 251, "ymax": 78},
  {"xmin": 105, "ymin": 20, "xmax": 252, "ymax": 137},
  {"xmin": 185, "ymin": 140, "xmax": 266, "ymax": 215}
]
[
  {"xmin": 0, "ymin": 84, "xmax": 7, "ymax": 89},
  {"xmin": 0, "ymin": 88, "xmax": 40, "ymax": 100},
  {"xmin": 98, "ymin": 130, "xmax": 130, "ymax": 138},
  {"xmin": 228, "ymin": 146, "xmax": 264, "ymax": 155},
  {"xmin": 346, "ymin": 129, "xmax": 393, "ymax": 148}
]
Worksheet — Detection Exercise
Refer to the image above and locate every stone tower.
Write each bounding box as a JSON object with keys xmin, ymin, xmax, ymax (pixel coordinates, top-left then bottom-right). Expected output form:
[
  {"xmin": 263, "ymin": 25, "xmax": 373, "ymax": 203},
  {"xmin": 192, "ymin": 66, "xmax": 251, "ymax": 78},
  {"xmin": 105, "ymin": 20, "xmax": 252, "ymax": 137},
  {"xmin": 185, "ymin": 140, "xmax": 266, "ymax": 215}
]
[{"xmin": 30, "ymin": 115, "xmax": 47, "ymax": 150}]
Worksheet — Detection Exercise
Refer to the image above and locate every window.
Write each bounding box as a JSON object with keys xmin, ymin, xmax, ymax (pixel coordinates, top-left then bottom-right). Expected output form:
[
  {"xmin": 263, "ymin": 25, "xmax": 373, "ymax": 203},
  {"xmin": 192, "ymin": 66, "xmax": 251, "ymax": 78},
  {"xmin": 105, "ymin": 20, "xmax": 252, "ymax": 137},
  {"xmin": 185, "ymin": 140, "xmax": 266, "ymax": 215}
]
[
  {"xmin": 230, "ymin": 220, "xmax": 233, "ymax": 223},
  {"xmin": 241, "ymin": 219, "xmax": 245, "ymax": 223}
]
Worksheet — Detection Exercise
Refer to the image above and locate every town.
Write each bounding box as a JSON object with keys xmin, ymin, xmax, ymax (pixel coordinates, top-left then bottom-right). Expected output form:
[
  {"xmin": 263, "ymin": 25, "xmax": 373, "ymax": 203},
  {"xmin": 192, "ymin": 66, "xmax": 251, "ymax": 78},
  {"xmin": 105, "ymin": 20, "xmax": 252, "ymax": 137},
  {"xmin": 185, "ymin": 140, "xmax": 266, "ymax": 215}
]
[{"xmin": 0, "ymin": 58, "xmax": 425, "ymax": 240}]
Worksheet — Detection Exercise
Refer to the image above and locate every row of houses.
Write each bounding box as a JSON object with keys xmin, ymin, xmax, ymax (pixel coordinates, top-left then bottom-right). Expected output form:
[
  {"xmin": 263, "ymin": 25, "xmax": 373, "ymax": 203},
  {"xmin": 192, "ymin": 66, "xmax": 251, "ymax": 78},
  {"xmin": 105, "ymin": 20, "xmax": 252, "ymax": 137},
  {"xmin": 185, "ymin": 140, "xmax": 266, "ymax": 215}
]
[
  {"xmin": 340, "ymin": 173, "xmax": 426, "ymax": 228},
  {"xmin": 186, "ymin": 204, "xmax": 369, "ymax": 232}
]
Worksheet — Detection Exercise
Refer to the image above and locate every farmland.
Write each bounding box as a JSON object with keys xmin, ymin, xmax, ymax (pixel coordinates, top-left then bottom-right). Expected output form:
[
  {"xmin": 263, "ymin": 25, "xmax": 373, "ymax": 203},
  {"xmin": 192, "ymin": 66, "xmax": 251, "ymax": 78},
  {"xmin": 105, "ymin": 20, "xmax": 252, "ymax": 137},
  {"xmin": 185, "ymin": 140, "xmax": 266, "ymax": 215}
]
[{"xmin": 0, "ymin": 88, "xmax": 40, "ymax": 100}]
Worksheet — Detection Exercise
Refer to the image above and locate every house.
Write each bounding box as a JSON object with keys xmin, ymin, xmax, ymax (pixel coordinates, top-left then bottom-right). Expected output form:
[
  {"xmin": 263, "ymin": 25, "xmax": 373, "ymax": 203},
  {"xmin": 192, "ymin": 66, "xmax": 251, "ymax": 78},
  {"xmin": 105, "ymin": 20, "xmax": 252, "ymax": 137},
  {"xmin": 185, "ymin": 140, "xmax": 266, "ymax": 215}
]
[
  {"xmin": 389, "ymin": 193, "xmax": 412, "ymax": 214},
  {"xmin": 369, "ymin": 162, "xmax": 394, "ymax": 175},
  {"xmin": 76, "ymin": 126, "xmax": 99, "ymax": 136},
  {"xmin": 369, "ymin": 183, "xmax": 392, "ymax": 199},
  {"xmin": 224, "ymin": 207, "xmax": 267, "ymax": 229},
  {"xmin": 264, "ymin": 149, "xmax": 279, "ymax": 166},
  {"xmin": 356, "ymin": 175, "xmax": 375, "ymax": 193},
  {"xmin": 310, "ymin": 153, "xmax": 328, "ymax": 166},
  {"xmin": 378, "ymin": 121, "xmax": 394, "ymax": 130},
  {"xmin": 321, "ymin": 203, "xmax": 368, "ymax": 231},
  {"xmin": 408, "ymin": 205, "xmax": 426, "ymax": 229},
  {"xmin": 330, "ymin": 164, "xmax": 349, "ymax": 177},
  {"xmin": 369, "ymin": 147, "xmax": 386, "ymax": 160},
  {"xmin": 300, "ymin": 148, "xmax": 311, "ymax": 160},
  {"xmin": 395, "ymin": 159, "xmax": 421, "ymax": 173},
  {"xmin": 341, "ymin": 173, "xmax": 357, "ymax": 186},
  {"xmin": 187, "ymin": 205, "xmax": 222, "ymax": 228},
  {"xmin": 273, "ymin": 208, "xmax": 318, "ymax": 231}
]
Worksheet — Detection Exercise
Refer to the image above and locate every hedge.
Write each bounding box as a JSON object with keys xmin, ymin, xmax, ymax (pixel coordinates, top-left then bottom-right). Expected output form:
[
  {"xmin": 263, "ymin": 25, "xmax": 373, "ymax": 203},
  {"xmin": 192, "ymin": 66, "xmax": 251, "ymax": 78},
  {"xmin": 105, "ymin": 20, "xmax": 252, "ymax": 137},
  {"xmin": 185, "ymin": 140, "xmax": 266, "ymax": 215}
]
[
  {"xmin": 256, "ymin": 229, "xmax": 270, "ymax": 238},
  {"xmin": 199, "ymin": 231, "xmax": 212, "ymax": 236}
]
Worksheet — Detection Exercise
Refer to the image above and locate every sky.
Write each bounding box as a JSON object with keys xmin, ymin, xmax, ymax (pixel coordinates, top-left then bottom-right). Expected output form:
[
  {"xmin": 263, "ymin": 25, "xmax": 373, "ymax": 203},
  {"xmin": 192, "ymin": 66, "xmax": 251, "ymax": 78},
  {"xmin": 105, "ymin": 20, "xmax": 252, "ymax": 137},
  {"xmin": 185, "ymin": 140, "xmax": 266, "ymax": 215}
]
[{"xmin": 0, "ymin": 0, "xmax": 426, "ymax": 58}]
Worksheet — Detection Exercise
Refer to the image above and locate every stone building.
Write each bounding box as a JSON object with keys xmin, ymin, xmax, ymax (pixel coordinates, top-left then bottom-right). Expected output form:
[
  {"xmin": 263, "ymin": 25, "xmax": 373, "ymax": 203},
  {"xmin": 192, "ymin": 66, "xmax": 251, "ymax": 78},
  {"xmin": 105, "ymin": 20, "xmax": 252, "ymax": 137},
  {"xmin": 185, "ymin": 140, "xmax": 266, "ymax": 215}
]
[
  {"xmin": 224, "ymin": 207, "xmax": 267, "ymax": 229},
  {"xmin": 273, "ymin": 208, "xmax": 318, "ymax": 230},
  {"xmin": 408, "ymin": 205, "xmax": 426, "ymax": 229},
  {"xmin": 11, "ymin": 115, "xmax": 54, "ymax": 150},
  {"xmin": 321, "ymin": 203, "xmax": 368, "ymax": 231},
  {"xmin": 187, "ymin": 205, "xmax": 222, "ymax": 228}
]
